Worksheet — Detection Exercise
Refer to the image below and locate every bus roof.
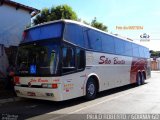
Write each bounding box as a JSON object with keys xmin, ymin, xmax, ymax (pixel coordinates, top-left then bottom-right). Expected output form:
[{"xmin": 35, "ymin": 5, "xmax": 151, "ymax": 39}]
[{"xmin": 26, "ymin": 19, "xmax": 147, "ymax": 48}]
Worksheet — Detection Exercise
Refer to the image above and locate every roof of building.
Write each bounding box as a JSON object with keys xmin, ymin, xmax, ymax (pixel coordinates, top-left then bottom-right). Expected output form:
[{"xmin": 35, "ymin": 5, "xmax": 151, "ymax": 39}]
[{"xmin": 0, "ymin": 0, "xmax": 40, "ymax": 17}]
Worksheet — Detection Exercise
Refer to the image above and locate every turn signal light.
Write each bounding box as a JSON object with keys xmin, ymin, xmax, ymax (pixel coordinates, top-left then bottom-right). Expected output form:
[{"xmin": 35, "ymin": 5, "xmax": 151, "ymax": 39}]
[
  {"xmin": 14, "ymin": 76, "xmax": 20, "ymax": 84},
  {"xmin": 41, "ymin": 83, "xmax": 58, "ymax": 89}
]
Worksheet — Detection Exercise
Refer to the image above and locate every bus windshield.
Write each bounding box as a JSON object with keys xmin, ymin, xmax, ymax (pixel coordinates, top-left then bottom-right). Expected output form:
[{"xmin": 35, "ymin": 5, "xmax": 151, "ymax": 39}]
[
  {"xmin": 16, "ymin": 41, "xmax": 59, "ymax": 76},
  {"xmin": 22, "ymin": 23, "xmax": 63, "ymax": 43}
]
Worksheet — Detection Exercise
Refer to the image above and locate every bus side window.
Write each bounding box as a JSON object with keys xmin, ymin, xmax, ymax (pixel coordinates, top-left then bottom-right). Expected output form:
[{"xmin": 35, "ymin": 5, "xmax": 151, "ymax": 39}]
[
  {"xmin": 62, "ymin": 46, "xmax": 75, "ymax": 73},
  {"xmin": 76, "ymin": 48, "xmax": 85, "ymax": 70}
]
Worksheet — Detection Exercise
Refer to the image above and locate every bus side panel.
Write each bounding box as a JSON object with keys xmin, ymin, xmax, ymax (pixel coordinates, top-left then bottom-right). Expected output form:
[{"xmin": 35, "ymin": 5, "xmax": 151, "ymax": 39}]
[
  {"xmin": 86, "ymin": 51, "xmax": 132, "ymax": 92},
  {"xmin": 60, "ymin": 72, "xmax": 86, "ymax": 100}
]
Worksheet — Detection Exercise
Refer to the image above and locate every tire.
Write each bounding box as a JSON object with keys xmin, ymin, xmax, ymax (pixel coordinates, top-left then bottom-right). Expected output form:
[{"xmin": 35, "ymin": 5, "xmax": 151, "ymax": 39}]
[
  {"xmin": 85, "ymin": 78, "xmax": 97, "ymax": 100},
  {"xmin": 141, "ymin": 73, "xmax": 145, "ymax": 85},
  {"xmin": 136, "ymin": 73, "xmax": 141, "ymax": 86}
]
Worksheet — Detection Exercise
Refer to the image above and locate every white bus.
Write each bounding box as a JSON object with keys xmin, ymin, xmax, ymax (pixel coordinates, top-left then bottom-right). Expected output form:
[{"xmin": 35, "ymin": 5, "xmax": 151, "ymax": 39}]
[{"xmin": 14, "ymin": 20, "xmax": 151, "ymax": 101}]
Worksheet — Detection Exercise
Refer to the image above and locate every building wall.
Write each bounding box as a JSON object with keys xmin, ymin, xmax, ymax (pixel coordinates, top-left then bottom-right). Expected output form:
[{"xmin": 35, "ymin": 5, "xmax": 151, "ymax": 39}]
[
  {"xmin": 0, "ymin": 4, "xmax": 31, "ymax": 78},
  {"xmin": 151, "ymin": 61, "xmax": 158, "ymax": 70},
  {"xmin": 151, "ymin": 58, "xmax": 160, "ymax": 70},
  {"xmin": 0, "ymin": 4, "xmax": 31, "ymax": 47},
  {"xmin": 157, "ymin": 59, "xmax": 160, "ymax": 70},
  {"xmin": 0, "ymin": 44, "xmax": 9, "ymax": 78}
]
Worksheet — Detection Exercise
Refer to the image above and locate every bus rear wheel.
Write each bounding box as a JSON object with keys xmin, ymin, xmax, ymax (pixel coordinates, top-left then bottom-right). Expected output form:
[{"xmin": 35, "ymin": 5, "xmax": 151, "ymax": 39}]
[
  {"xmin": 85, "ymin": 78, "xmax": 97, "ymax": 100},
  {"xmin": 141, "ymin": 73, "xmax": 145, "ymax": 85},
  {"xmin": 136, "ymin": 72, "xmax": 141, "ymax": 86}
]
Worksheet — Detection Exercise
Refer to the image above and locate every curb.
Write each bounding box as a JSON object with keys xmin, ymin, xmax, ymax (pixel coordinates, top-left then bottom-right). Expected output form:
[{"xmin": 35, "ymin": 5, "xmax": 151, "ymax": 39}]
[{"xmin": 0, "ymin": 97, "xmax": 22, "ymax": 104}]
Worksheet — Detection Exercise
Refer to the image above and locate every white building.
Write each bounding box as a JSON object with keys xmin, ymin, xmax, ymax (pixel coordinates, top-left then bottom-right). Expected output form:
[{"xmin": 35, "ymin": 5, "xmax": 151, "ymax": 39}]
[{"xmin": 0, "ymin": 0, "xmax": 39, "ymax": 78}]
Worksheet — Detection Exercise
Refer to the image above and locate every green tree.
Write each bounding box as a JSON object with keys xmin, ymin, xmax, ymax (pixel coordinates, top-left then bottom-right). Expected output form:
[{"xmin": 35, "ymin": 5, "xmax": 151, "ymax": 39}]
[
  {"xmin": 33, "ymin": 5, "xmax": 78, "ymax": 25},
  {"xmin": 150, "ymin": 50, "xmax": 160, "ymax": 57},
  {"xmin": 91, "ymin": 18, "xmax": 108, "ymax": 32}
]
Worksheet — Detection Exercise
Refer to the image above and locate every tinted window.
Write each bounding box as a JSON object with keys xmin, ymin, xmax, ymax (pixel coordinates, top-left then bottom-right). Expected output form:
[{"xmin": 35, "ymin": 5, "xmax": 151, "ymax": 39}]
[
  {"xmin": 62, "ymin": 47, "xmax": 75, "ymax": 68},
  {"xmin": 83, "ymin": 27, "xmax": 90, "ymax": 49},
  {"xmin": 144, "ymin": 47, "xmax": 150, "ymax": 58},
  {"xmin": 76, "ymin": 48, "xmax": 85, "ymax": 69},
  {"xmin": 62, "ymin": 45, "xmax": 76, "ymax": 73},
  {"xmin": 24, "ymin": 23, "xmax": 62, "ymax": 43},
  {"xmin": 64, "ymin": 23, "xmax": 84, "ymax": 47},
  {"xmin": 101, "ymin": 34, "xmax": 115, "ymax": 53},
  {"xmin": 132, "ymin": 43, "xmax": 140, "ymax": 57},
  {"xmin": 16, "ymin": 42, "xmax": 60, "ymax": 75},
  {"xmin": 88, "ymin": 30, "xmax": 102, "ymax": 51},
  {"xmin": 115, "ymin": 38, "xmax": 125, "ymax": 55},
  {"xmin": 124, "ymin": 42, "xmax": 132, "ymax": 56},
  {"xmin": 139, "ymin": 47, "xmax": 145, "ymax": 58}
]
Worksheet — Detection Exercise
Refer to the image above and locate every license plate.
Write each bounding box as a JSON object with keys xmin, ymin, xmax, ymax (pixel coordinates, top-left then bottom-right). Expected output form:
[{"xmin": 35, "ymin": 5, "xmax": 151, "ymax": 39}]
[{"xmin": 27, "ymin": 92, "xmax": 36, "ymax": 96}]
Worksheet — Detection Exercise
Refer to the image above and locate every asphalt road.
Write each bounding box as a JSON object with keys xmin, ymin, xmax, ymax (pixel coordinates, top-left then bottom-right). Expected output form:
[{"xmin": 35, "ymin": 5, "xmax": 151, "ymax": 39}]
[{"xmin": 0, "ymin": 71, "xmax": 160, "ymax": 120}]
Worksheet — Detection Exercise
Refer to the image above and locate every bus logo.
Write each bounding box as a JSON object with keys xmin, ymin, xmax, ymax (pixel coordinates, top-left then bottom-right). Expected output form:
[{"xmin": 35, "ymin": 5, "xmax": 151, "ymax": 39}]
[{"xmin": 140, "ymin": 33, "xmax": 150, "ymax": 42}]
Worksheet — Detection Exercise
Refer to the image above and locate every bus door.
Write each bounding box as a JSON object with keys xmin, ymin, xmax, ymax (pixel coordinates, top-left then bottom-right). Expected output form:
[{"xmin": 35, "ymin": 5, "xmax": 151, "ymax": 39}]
[{"xmin": 61, "ymin": 44, "xmax": 86, "ymax": 99}]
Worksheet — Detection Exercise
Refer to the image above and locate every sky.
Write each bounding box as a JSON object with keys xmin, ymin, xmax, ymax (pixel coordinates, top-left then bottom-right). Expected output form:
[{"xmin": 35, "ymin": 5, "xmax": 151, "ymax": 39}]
[{"xmin": 13, "ymin": 0, "xmax": 160, "ymax": 51}]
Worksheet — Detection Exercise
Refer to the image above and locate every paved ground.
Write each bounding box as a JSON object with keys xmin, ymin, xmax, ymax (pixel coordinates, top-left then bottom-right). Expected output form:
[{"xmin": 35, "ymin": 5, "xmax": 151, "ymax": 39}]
[{"xmin": 0, "ymin": 71, "xmax": 160, "ymax": 120}]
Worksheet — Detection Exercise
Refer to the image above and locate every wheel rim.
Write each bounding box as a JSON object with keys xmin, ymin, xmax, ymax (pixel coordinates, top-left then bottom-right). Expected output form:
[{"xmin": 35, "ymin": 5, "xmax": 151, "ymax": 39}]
[{"xmin": 87, "ymin": 83, "xmax": 95, "ymax": 96}]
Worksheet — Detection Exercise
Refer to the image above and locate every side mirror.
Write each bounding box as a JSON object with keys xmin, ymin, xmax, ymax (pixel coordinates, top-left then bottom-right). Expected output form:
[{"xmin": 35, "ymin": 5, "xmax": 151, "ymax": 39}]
[{"xmin": 51, "ymin": 50, "xmax": 55, "ymax": 53}]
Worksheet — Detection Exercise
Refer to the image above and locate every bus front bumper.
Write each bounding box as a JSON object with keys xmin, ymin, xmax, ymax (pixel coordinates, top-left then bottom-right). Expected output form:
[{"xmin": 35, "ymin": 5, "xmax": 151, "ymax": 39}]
[{"xmin": 14, "ymin": 86, "xmax": 63, "ymax": 101}]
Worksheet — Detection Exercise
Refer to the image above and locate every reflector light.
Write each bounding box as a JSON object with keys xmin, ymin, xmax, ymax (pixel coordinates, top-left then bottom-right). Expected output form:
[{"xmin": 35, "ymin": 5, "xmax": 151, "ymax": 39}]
[
  {"xmin": 52, "ymin": 84, "xmax": 58, "ymax": 89},
  {"xmin": 42, "ymin": 84, "xmax": 48, "ymax": 88}
]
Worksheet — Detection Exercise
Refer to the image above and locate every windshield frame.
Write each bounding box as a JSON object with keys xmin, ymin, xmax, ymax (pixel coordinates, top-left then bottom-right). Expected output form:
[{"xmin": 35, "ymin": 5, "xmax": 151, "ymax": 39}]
[{"xmin": 15, "ymin": 39, "xmax": 61, "ymax": 77}]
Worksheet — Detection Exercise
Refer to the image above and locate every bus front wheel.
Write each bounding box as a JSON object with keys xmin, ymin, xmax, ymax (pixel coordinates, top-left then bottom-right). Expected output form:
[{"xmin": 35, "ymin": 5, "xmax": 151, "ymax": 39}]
[{"xmin": 85, "ymin": 78, "xmax": 97, "ymax": 100}]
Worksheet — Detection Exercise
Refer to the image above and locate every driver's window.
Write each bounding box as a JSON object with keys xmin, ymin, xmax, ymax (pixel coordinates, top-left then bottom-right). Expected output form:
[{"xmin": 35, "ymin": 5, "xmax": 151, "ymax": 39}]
[{"xmin": 62, "ymin": 46, "xmax": 75, "ymax": 73}]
